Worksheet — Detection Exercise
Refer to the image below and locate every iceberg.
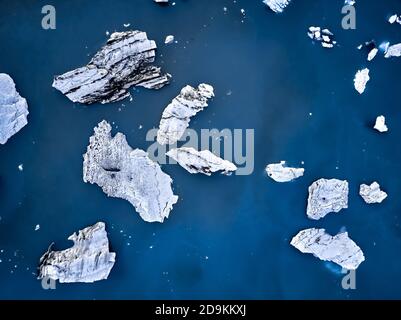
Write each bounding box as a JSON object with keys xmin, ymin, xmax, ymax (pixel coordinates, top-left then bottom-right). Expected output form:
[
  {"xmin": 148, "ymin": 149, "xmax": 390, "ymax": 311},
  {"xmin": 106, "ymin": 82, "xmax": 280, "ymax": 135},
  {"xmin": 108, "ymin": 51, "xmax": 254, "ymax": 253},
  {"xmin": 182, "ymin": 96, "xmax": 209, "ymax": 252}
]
[
  {"xmin": 167, "ymin": 147, "xmax": 237, "ymax": 176},
  {"xmin": 52, "ymin": 31, "xmax": 170, "ymax": 104},
  {"xmin": 0, "ymin": 74, "xmax": 29, "ymax": 144},
  {"xmin": 157, "ymin": 84, "xmax": 214, "ymax": 145},
  {"xmin": 354, "ymin": 68, "xmax": 370, "ymax": 94},
  {"xmin": 360, "ymin": 182, "xmax": 387, "ymax": 204},
  {"xmin": 265, "ymin": 161, "xmax": 304, "ymax": 182},
  {"xmin": 83, "ymin": 120, "xmax": 178, "ymax": 223},
  {"xmin": 307, "ymin": 178, "xmax": 349, "ymax": 220},
  {"xmin": 291, "ymin": 228, "xmax": 365, "ymax": 270},
  {"xmin": 38, "ymin": 222, "xmax": 116, "ymax": 283}
]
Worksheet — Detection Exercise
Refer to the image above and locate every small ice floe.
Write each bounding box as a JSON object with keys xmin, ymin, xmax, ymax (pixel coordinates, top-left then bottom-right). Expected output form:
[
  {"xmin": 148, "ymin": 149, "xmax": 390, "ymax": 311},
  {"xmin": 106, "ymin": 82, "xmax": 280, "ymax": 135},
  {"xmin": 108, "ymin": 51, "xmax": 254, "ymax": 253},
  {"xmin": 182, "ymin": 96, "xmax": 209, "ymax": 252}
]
[
  {"xmin": 263, "ymin": 0, "xmax": 292, "ymax": 13},
  {"xmin": 308, "ymin": 26, "xmax": 336, "ymax": 48},
  {"xmin": 18, "ymin": 164, "xmax": 23, "ymax": 171},
  {"xmin": 384, "ymin": 43, "xmax": 401, "ymax": 58},
  {"xmin": 373, "ymin": 115, "xmax": 388, "ymax": 133},
  {"xmin": 154, "ymin": 0, "xmax": 168, "ymax": 3},
  {"xmin": 241, "ymin": 8, "xmax": 246, "ymax": 16},
  {"xmin": 344, "ymin": 0, "xmax": 355, "ymax": 5},
  {"xmin": 35, "ymin": 224, "xmax": 40, "ymax": 231},
  {"xmin": 265, "ymin": 161, "xmax": 304, "ymax": 183},
  {"xmin": 354, "ymin": 68, "xmax": 370, "ymax": 94},
  {"xmin": 358, "ymin": 41, "xmax": 379, "ymax": 61},
  {"xmin": 359, "ymin": 182, "xmax": 387, "ymax": 204},
  {"xmin": 367, "ymin": 48, "xmax": 378, "ymax": 61},
  {"xmin": 164, "ymin": 35, "xmax": 174, "ymax": 44},
  {"xmin": 388, "ymin": 14, "xmax": 401, "ymax": 25},
  {"xmin": 123, "ymin": 23, "xmax": 131, "ymax": 28}
]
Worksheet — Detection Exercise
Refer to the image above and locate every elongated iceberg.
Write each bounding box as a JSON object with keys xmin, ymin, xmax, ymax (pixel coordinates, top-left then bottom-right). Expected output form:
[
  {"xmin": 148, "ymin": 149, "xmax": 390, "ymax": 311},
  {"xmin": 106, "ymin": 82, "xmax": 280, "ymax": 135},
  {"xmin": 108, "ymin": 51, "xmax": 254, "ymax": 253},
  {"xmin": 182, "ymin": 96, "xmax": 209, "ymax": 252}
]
[
  {"xmin": 83, "ymin": 120, "xmax": 178, "ymax": 223},
  {"xmin": 307, "ymin": 178, "xmax": 349, "ymax": 220},
  {"xmin": 167, "ymin": 147, "xmax": 237, "ymax": 176},
  {"xmin": 52, "ymin": 31, "xmax": 170, "ymax": 104},
  {"xmin": 157, "ymin": 84, "xmax": 214, "ymax": 145},
  {"xmin": 38, "ymin": 222, "xmax": 116, "ymax": 283},
  {"xmin": 0, "ymin": 73, "xmax": 29, "ymax": 144},
  {"xmin": 291, "ymin": 228, "xmax": 365, "ymax": 270},
  {"xmin": 265, "ymin": 161, "xmax": 304, "ymax": 182}
]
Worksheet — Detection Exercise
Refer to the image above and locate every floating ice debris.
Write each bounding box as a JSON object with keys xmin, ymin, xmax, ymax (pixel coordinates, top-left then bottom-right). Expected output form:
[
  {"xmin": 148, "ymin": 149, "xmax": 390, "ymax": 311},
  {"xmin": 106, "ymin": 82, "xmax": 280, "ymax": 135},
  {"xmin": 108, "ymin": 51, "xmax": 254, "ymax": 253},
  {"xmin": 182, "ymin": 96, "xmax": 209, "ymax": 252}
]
[
  {"xmin": 359, "ymin": 182, "xmax": 387, "ymax": 204},
  {"xmin": 164, "ymin": 35, "xmax": 175, "ymax": 44},
  {"xmin": 265, "ymin": 161, "xmax": 304, "ymax": 183},
  {"xmin": 388, "ymin": 14, "xmax": 401, "ymax": 25},
  {"xmin": 354, "ymin": 68, "xmax": 370, "ymax": 94},
  {"xmin": 83, "ymin": 121, "xmax": 178, "ymax": 223},
  {"xmin": 368, "ymin": 48, "xmax": 378, "ymax": 61},
  {"xmin": 35, "ymin": 224, "xmax": 40, "ymax": 231},
  {"xmin": 0, "ymin": 74, "xmax": 29, "ymax": 144},
  {"xmin": 263, "ymin": 0, "xmax": 292, "ymax": 13},
  {"xmin": 157, "ymin": 84, "xmax": 214, "ymax": 145},
  {"xmin": 18, "ymin": 164, "xmax": 23, "ymax": 171},
  {"xmin": 38, "ymin": 222, "xmax": 116, "ymax": 283},
  {"xmin": 154, "ymin": 0, "xmax": 169, "ymax": 3},
  {"xmin": 344, "ymin": 0, "xmax": 355, "ymax": 5},
  {"xmin": 167, "ymin": 147, "xmax": 237, "ymax": 176},
  {"xmin": 52, "ymin": 31, "xmax": 171, "ymax": 104},
  {"xmin": 291, "ymin": 228, "xmax": 365, "ymax": 270},
  {"xmin": 359, "ymin": 41, "xmax": 379, "ymax": 61},
  {"xmin": 241, "ymin": 9, "xmax": 246, "ymax": 16},
  {"xmin": 374, "ymin": 115, "xmax": 388, "ymax": 133},
  {"xmin": 384, "ymin": 43, "xmax": 401, "ymax": 58},
  {"xmin": 123, "ymin": 23, "xmax": 131, "ymax": 28},
  {"xmin": 308, "ymin": 27, "xmax": 336, "ymax": 48},
  {"xmin": 307, "ymin": 178, "xmax": 349, "ymax": 220}
]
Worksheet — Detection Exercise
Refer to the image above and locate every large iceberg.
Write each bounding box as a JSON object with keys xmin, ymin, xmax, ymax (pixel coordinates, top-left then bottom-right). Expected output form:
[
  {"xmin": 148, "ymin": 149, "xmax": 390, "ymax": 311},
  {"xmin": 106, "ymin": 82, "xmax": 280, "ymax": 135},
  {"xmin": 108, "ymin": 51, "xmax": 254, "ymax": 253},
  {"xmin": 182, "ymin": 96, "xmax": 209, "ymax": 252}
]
[
  {"xmin": 38, "ymin": 222, "xmax": 116, "ymax": 283},
  {"xmin": 291, "ymin": 228, "xmax": 365, "ymax": 270},
  {"xmin": 83, "ymin": 120, "xmax": 178, "ymax": 223},
  {"xmin": 52, "ymin": 31, "xmax": 170, "ymax": 104},
  {"xmin": 0, "ymin": 73, "xmax": 29, "ymax": 144}
]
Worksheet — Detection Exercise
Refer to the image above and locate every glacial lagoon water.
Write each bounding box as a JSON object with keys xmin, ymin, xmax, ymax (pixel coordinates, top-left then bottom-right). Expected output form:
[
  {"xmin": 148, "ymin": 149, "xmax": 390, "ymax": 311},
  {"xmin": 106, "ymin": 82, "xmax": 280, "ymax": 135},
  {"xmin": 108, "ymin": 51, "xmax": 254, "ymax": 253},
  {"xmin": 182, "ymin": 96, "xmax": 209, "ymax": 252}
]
[{"xmin": 1, "ymin": 0, "xmax": 401, "ymax": 299}]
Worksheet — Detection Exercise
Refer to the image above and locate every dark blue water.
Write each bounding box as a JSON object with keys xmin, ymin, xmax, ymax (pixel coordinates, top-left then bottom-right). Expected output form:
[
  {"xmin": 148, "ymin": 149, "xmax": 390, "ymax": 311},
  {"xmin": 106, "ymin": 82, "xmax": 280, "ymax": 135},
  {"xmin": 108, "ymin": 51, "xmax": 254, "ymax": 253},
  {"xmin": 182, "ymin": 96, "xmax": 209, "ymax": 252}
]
[{"xmin": 1, "ymin": 0, "xmax": 401, "ymax": 299}]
